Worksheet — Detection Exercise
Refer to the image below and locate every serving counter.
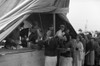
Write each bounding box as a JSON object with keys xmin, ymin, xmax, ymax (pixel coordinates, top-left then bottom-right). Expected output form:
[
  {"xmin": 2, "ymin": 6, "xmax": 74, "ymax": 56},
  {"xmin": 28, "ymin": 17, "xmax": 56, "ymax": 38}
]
[{"xmin": 0, "ymin": 48, "xmax": 45, "ymax": 66}]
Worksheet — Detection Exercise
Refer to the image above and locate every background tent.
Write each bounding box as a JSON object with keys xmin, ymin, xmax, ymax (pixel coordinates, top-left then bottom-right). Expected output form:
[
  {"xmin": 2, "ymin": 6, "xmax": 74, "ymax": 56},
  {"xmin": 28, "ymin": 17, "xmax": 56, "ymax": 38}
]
[{"xmin": 0, "ymin": 0, "xmax": 77, "ymax": 41}]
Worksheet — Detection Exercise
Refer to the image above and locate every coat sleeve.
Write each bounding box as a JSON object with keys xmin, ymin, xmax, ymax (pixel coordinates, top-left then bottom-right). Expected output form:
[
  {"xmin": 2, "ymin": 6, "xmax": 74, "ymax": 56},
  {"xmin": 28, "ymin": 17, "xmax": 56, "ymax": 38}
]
[{"xmin": 94, "ymin": 42, "xmax": 100, "ymax": 55}]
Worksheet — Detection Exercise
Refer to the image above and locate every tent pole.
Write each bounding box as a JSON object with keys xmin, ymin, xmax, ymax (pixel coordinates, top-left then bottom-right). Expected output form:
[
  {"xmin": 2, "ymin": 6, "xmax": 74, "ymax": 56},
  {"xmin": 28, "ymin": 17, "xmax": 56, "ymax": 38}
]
[
  {"xmin": 53, "ymin": 13, "xmax": 56, "ymax": 36},
  {"xmin": 39, "ymin": 13, "xmax": 44, "ymax": 33}
]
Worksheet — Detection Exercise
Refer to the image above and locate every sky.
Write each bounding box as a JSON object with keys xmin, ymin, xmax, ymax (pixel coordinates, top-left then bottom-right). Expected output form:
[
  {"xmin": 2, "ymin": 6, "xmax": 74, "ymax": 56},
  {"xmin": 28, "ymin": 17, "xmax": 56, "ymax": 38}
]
[{"xmin": 67, "ymin": 0, "xmax": 100, "ymax": 32}]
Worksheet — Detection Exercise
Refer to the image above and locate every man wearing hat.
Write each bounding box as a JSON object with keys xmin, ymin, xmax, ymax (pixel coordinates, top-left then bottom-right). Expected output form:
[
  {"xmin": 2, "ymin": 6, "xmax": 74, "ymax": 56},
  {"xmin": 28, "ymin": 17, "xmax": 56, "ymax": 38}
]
[
  {"xmin": 55, "ymin": 25, "xmax": 67, "ymax": 66},
  {"xmin": 56, "ymin": 25, "xmax": 66, "ymax": 40}
]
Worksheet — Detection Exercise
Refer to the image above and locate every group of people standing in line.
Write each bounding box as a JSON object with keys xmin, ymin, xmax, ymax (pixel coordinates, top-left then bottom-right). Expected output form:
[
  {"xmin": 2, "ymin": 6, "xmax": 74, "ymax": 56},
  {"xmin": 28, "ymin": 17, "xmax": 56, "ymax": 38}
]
[
  {"xmin": 43, "ymin": 24, "xmax": 85, "ymax": 66},
  {"xmin": 3, "ymin": 21, "xmax": 100, "ymax": 66},
  {"xmin": 43, "ymin": 24, "xmax": 100, "ymax": 66}
]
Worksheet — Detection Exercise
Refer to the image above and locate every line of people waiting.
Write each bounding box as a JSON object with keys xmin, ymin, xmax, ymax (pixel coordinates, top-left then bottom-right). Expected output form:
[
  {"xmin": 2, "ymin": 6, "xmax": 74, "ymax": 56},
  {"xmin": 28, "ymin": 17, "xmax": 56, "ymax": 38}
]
[
  {"xmin": 3, "ymin": 22, "xmax": 100, "ymax": 66},
  {"xmin": 42, "ymin": 25, "xmax": 100, "ymax": 66},
  {"xmin": 43, "ymin": 25, "xmax": 84, "ymax": 66}
]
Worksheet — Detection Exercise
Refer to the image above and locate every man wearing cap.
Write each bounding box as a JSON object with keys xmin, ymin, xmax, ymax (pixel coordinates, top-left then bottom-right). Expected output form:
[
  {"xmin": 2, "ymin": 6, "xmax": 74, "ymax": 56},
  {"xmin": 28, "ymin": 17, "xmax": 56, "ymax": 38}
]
[
  {"xmin": 55, "ymin": 25, "xmax": 67, "ymax": 66},
  {"xmin": 56, "ymin": 25, "xmax": 66, "ymax": 40}
]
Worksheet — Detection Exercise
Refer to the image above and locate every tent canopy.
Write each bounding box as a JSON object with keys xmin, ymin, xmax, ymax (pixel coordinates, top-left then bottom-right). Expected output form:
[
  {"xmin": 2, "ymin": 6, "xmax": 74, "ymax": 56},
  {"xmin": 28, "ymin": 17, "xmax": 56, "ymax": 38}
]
[
  {"xmin": 0, "ymin": 0, "xmax": 76, "ymax": 41},
  {"xmin": 0, "ymin": 0, "xmax": 69, "ymax": 17}
]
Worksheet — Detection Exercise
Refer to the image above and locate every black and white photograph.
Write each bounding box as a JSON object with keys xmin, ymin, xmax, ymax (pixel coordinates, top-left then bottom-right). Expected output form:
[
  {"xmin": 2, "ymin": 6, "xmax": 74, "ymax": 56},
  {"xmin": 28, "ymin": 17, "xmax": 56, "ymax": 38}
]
[{"xmin": 0, "ymin": 0, "xmax": 100, "ymax": 66}]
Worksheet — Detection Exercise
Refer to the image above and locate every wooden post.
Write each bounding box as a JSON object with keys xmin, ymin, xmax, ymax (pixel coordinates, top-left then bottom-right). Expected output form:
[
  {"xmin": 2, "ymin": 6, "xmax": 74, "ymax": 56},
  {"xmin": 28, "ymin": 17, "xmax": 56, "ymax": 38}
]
[{"xmin": 53, "ymin": 13, "xmax": 56, "ymax": 36}]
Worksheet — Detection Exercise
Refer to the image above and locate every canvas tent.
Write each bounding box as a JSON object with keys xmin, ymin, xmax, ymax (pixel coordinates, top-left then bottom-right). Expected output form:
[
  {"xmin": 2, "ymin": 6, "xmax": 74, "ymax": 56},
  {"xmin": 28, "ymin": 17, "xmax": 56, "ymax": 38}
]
[{"xmin": 0, "ymin": 0, "xmax": 76, "ymax": 42}]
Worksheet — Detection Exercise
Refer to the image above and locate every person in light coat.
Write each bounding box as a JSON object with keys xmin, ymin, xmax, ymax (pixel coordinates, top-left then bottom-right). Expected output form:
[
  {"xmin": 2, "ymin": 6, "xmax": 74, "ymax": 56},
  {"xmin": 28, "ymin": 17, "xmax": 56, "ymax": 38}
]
[{"xmin": 73, "ymin": 35, "xmax": 84, "ymax": 66}]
